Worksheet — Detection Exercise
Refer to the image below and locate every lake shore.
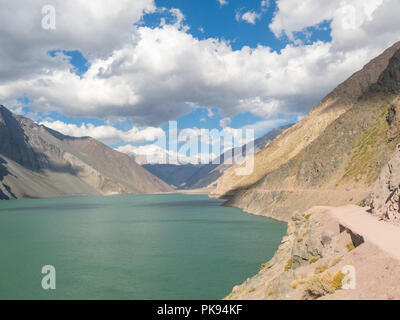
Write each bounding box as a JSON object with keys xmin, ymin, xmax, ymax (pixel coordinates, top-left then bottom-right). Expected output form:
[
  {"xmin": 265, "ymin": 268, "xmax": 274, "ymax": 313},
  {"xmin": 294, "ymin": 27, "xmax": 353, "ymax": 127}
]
[{"xmin": 225, "ymin": 205, "xmax": 400, "ymax": 300}]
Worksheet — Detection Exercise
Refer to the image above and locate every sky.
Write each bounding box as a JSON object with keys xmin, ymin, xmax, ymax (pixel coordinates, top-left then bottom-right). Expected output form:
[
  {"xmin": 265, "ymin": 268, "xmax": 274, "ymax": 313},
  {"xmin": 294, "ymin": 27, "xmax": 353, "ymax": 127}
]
[{"xmin": 1, "ymin": 0, "xmax": 400, "ymax": 164}]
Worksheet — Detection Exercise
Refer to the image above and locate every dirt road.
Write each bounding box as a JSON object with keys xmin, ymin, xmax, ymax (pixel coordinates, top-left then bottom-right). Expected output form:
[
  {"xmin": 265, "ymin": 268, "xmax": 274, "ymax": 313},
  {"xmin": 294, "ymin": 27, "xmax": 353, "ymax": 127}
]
[{"xmin": 327, "ymin": 205, "xmax": 400, "ymax": 261}]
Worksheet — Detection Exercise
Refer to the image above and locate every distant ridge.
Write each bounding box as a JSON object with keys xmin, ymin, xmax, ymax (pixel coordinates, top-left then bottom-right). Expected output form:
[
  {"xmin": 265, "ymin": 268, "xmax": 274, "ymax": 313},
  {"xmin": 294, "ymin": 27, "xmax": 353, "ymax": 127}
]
[
  {"xmin": 143, "ymin": 124, "xmax": 293, "ymax": 189},
  {"xmin": 0, "ymin": 106, "xmax": 173, "ymax": 200}
]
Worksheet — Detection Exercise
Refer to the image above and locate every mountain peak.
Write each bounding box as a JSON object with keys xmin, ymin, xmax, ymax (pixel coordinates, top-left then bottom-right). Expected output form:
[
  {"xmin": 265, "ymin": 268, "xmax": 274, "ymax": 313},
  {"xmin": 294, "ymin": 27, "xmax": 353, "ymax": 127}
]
[
  {"xmin": 320, "ymin": 41, "xmax": 400, "ymax": 109},
  {"xmin": 373, "ymin": 45, "xmax": 400, "ymax": 93}
]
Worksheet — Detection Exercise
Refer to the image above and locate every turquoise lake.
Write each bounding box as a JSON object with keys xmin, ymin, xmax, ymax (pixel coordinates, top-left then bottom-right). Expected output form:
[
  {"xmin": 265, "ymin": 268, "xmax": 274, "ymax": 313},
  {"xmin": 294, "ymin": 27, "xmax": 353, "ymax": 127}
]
[{"xmin": 0, "ymin": 194, "xmax": 286, "ymax": 300}]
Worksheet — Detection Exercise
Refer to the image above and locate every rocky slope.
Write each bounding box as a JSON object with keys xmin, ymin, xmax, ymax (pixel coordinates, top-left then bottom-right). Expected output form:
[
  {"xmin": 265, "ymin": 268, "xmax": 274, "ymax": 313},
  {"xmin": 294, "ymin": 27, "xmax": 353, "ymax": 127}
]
[
  {"xmin": 370, "ymin": 142, "xmax": 400, "ymax": 224},
  {"xmin": 226, "ymin": 206, "xmax": 400, "ymax": 300},
  {"xmin": 222, "ymin": 41, "xmax": 400, "ymax": 300},
  {"xmin": 213, "ymin": 41, "xmax": 400, "ymax": 222},
  {"xmin": 0, "ymin": 105, "xmax": 173, "ymax": 199}
]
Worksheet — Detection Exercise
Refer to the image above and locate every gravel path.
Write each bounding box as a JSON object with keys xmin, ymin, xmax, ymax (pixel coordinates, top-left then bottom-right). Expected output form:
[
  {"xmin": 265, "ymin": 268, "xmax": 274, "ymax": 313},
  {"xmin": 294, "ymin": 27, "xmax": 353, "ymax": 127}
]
[{"xmin": 328, "ymin": 205, "xmax": 400, "ymax": 262}]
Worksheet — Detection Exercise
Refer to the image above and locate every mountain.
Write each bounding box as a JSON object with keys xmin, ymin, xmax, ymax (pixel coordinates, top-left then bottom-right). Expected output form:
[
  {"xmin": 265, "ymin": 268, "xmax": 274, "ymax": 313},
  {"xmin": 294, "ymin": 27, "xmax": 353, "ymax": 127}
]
[
  {"xmin": 143, "ymin": 163, "xmax": 201, "ymax": 188},
  {"xmin": 183, "ymin": 124, "xmax": 293, "ymax": 190},
  {"xmin": 0, "ymin": 106, "xmax": 173, "ymax": 200},
  {"xmin": 143, "ymin": 124, "xmax": 293, "ymax": 189},
  {"xmin": 213, "ymin": 41, "xmax": 400, "ymax": 221}
]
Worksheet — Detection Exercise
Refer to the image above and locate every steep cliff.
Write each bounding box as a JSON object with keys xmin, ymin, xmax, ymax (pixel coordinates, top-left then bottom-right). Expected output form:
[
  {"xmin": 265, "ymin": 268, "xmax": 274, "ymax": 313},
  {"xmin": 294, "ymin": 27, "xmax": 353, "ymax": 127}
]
[{"xmin": 370, "ymin": 142, "xmax": 400, "ymax": 224}]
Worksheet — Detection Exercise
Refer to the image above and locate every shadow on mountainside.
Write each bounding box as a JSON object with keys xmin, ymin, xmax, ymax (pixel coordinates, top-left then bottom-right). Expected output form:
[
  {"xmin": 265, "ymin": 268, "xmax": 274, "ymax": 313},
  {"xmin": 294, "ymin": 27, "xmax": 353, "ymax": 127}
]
[
  {"xmin": 0, "ymin": 106, "xmax": 82, "ymax": 176},
  {"xmin": 0, "ymin": 157, "xmax": 16, "ymax": 200}
]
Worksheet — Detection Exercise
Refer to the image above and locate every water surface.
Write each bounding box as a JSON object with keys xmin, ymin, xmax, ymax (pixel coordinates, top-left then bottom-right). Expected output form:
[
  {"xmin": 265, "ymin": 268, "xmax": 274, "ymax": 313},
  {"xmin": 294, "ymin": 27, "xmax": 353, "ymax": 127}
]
[{"xmin": 0, "ymin": 194, "xmax": 286, "ymax": 299}]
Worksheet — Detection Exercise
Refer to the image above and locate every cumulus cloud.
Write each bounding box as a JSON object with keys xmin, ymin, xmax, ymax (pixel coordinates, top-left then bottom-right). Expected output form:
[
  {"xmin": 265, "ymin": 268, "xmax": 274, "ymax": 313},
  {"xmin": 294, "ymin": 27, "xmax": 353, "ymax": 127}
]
[
  {"xmin": 115, "ymin": 123, "xmax": 255, "ymax": 164},
  {"xmin": 237, "ymin": 11, "xmax": 262, "ymax": 24},
  {"xmin": 269, "ymin": 0, "xmax": 399, "ymax": 53},
  {"xmin": 217, "ymin": 0, "xmax": 228, "ymax": 6},
  {"xmin": 261, "ymin": 0, "xmax": 269, "ymax": 8},
  {"xmin": 219, "ymin": 117, "xmax": 231, "ymax": 128},
  {"xmin": 116, "ymin": 144, "xmax": 175, "ymax": 165},
  {"xmin": 40, "ymin": 120, "xmax": 164, "ymax": 144},
  {"xmin": 1, "ymin": 0, "xmax": 400, "ymax": 129},
  {"xmin": 0, "ymin": 0, "xmax": 155, "ymax": 82},
  {"xmin": 116, "ymin": 143, "xmax": 218, "ymax": 165},
  {"xmin": 0, "ymin": 26, "xmax": 378, "ymax": 126}
]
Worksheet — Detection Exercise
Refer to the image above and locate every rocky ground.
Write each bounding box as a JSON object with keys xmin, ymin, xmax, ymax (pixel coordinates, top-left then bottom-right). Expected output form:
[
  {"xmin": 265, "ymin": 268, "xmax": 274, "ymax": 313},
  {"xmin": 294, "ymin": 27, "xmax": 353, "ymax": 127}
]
[{"xmin": 225, "ymin": 206, "xmax": 400, "ymax": 300}]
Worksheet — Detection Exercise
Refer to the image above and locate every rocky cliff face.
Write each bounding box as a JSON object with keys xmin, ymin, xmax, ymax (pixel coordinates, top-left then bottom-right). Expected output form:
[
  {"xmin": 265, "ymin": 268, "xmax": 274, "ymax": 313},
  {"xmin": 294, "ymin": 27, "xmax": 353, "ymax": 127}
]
[
  {"xmin": 213, "ymin": 42, "xmax": 400, "ymax": 222},
  {"xmin": 0, "ymin": 105, "xmax": 173, "ymax": 199},
  {"xmin": 226, "ymin": 206, "xmax": 400, "ymax": 300},
  {"xmin": 370, "ymin": 142, "xmax": 400, "ymax": 224},
  {"xmin": 226, "ymin": 208, "xmax": 356, "ymax": 300}
]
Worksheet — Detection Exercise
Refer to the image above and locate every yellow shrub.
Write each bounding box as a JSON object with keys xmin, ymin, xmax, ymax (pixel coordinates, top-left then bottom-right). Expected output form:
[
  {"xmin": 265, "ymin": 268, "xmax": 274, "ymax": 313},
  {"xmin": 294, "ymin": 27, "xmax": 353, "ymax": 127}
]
[
  {"xmin": 346, "ymin": 242, "xmax": 355, "ymax": 252},
  {"xmin": 260, "ymin": 262, "xmax": 269, "ymax": 270},
  {"xmin": 309, "ymin": 256, "xmax": 320, "ymax": 264},
  {"xmin": 333, "ymin": 271, "xmax": 345, "ymax": 290},
  {"xmin": 315, "ymin": 263, "xmax": 329, "ymax": 274},
  {"xmin": 284, "ymin": 259, "xmax": 293, "ymax": 271},
  {"xmin": 290, "ymin": 279, "xmax": 306, "ymax": 289}
]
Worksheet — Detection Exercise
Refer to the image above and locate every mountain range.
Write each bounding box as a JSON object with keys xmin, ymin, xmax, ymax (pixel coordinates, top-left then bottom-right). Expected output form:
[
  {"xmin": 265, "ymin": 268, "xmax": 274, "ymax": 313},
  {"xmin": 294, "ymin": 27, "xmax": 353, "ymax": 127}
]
[
  {"xmin": 0, "ymin": 106, "xmax": 173, "ymax": 200},
  {"xmin": 144, "ymin": 124, "xmax": 293, "ymax": 189}
]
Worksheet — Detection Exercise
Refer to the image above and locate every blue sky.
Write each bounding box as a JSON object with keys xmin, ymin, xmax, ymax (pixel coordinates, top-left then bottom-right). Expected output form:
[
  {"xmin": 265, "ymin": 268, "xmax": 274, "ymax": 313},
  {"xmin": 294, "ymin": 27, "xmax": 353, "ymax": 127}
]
[
  {"xmin": 19, "ymin": 1, "xmax": 329, "ymax": 144},
  {"xmin": 2, "ymin": 0, "xmax": 396, "ymax": 163}
]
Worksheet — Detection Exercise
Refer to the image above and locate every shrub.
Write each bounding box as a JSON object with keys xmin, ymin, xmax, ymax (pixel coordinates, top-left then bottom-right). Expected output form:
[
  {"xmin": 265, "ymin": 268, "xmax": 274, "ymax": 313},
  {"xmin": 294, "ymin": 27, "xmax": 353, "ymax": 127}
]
[
  {"xmin": 260, "ymin": 262, "xmax": 269, "ymax": 270},
  {"xmin": 290, "ymin": 279, "xmax": 306, "ymax": 289},
  {"xmin": 284, "ymin": 259, "xmax": 293, "ymax": 271},
  {"xmin": 315, "ymin": 263, "xmax": 329, "ymax": 274},
  {"xmin": 309, "ymin": 256, "xmax": 320, "ymax": 264},
  {"xmin": 346, "ymin": 242, "xmax": 355, "ymax": 252},
  {"xmin": 357, "ymin": 198, "xmax": 369, "ymax": 207},
  {"xmin": 332, "ymin": 271, "xmax": 345, "ymax": 290},
  {"xmin": 301, "ymin": 274, "xmax": 335, "ymax": 300}
]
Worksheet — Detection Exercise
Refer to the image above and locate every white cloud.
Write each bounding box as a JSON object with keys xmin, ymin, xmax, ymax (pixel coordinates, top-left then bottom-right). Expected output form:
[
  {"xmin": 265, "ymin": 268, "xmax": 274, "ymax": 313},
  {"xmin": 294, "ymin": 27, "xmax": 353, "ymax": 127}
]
[
  {"xmin": 261, "ymin": 0, "xmax": 269, "ymax": 8},
  {"xmin": 220, "ymin": 117, "xmax": 231, "ymax": 128},
  {"xmin": 237, "ymin": 11, "xmax": 262, "ymax": 24},
  {"xmin": 1, "ymin": 25, "xmax": 372, "ymax": 126},
  {"xmin": 1, "ymin": 0, "xmax": 400, "ymax": 130},
  {"xmin": 159, "ymin": 8, "xmax": 189, "ymax": 32},
  {"xmin": 217, "ymin": 0, "xmax": 228, "ymax": 6},
  {"xmin": 40, "ymin": 120, "xmax": 164, "ymax": 144},
  {"xmin": 116, "ymin": 143, "xmax": 218, "ymax": 165},
  {"xmin": 116, "ymin": 144, "xmax": 173, "ymax": 165},
  {"xmin": 115, "ymin": 124, "xmax": 255, "ymax": 164},
  {"xmin": 269, "ymin": 0, "xmax": 394, "ymax": 52},
  {"xmin": 0, "ymin": 0, "xmax": 155, "ymax": 81}
]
